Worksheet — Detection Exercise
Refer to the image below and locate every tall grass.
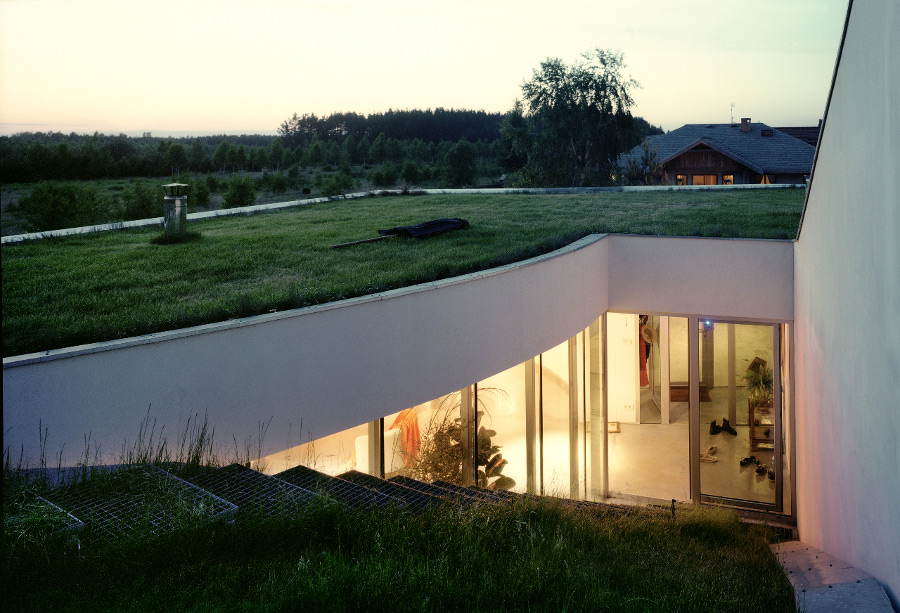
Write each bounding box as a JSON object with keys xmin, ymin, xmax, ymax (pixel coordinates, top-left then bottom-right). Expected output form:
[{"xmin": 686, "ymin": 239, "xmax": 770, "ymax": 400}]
[
  {"xmin": 2, "ymin": 494, "xmax": 795, "ymax": 611},
  {"xmin": 2, "ymin": 411, "xmax": 795, "ymax": 611}
]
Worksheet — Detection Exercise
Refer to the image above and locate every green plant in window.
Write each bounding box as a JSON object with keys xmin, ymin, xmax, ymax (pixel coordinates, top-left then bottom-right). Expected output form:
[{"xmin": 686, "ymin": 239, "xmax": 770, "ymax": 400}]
[
  {"xmin": 743, "ymin": 364, "xmax": 773, "ymax": 408},
  {"xmin": 405, "ymin": 389, "xmax": 515, "ymax": 491}
]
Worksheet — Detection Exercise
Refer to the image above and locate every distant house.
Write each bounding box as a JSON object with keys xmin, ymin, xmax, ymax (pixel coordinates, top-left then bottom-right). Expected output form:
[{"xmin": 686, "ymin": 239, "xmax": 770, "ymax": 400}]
[
  {"xmin": 621, "ymin": 118, "xmax": 816, "ymax": 185},
  {"xmin": 775, "ymin": 125, "xmax": 821, "ymax": 148}
]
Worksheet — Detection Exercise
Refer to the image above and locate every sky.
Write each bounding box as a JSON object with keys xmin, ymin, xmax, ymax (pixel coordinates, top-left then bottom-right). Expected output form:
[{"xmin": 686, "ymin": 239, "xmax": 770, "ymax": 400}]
[{"xmin": 0, "ymin": 0, "xmax": 848, "ymax": 137}]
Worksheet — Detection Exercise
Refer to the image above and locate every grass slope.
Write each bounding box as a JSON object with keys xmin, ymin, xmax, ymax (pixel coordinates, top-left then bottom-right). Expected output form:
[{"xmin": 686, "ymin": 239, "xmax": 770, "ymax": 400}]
[{"xmin": 2, "ymin": 190, "xmax": 804, "ymax": 357}]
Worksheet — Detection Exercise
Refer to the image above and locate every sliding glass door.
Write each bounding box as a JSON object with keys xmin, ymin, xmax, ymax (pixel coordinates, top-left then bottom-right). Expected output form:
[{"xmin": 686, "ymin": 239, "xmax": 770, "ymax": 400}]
[{"xmin": 696, "ymin": 320, "xmax": 782, "ymax": 509}]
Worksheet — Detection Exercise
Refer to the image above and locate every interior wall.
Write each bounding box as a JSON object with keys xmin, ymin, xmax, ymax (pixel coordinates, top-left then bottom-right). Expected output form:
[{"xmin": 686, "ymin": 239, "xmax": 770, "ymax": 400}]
[
  {"xmin": 793, "ymin": 1, "xmax": 900, "ymax": 600},
  {"xmin": 606, "ymin": 313, "xmax": 639, "ymax": 423}
]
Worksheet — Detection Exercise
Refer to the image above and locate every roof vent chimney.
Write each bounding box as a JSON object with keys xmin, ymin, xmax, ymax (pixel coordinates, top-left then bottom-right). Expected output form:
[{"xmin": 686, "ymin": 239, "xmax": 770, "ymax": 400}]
[{"xmin": 741, "ymin": 118, "xmax": 751, "ymax": 132}]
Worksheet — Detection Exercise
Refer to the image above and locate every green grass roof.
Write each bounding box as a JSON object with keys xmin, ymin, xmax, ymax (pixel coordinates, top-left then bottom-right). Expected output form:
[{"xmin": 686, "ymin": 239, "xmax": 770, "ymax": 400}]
[{"xmin": 1, "ymin": 190, "xmax": 804, "ymax": 357}]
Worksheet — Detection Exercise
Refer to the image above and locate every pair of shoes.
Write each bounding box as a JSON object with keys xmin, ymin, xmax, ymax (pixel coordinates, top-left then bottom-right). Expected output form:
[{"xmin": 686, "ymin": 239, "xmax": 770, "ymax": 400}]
[
  {"xmin": 740, "ymin": 456, "xmax": 754, "ymax": 467},
  {"xmin": 721, "ymin": 418, "xmax": 738, "ymax": 436},
  {"xmin": 706, "ymin": 445, "xmax": 718, "ymax": 455},
  {"xmin": 768, "ymin": 468, "xmax": 776, "ymax": 481},
  {"xmin": 755, "ymin": 464, "xmax": 768, "ymax": 476},
  {"xmin": 709, "ymin": 420, "xmax": 722, "ymax": 435},
  {"xmin": 700, "ymin": 453, "xmax": 717, "ymax": 463}
]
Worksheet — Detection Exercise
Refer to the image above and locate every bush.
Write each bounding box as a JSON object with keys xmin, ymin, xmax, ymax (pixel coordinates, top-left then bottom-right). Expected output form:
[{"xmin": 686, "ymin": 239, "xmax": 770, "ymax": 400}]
[
  {"xmin": 205, "ymin": 174, "xmax": 220, "ymax": 193},
  {"xmin": 18, "ymin": 182, "xmax": 113, "ymax": 231},
  {"xmin": 321, "ymin": 171, "xmax": 354, "ymax": 197},
  {"xmin": 368, "ymin": 162, "xmax": 399, "ymax": 187},
  {"xmin": 223, "ymin": 176, "xmax": 256, "ymax": 209},
  {"xmin": 122, "ymin": 181, "xmax": 160, "ymax": 220},
  {"xmin": 192, "ymin": 180, "xmax": 211, "ymax": 209}
]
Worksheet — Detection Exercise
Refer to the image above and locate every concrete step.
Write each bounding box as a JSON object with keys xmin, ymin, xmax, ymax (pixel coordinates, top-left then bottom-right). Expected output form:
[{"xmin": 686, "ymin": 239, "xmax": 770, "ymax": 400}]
[{"xmin": 771, "ymin": 541, "xmax": 895, "ymax": 612}]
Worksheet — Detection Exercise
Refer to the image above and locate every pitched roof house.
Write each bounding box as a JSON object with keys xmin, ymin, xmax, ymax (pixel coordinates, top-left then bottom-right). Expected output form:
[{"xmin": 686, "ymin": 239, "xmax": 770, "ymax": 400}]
[{"xmin": 621, "ymin": 119, "xmax": 816, "ymax": 185}]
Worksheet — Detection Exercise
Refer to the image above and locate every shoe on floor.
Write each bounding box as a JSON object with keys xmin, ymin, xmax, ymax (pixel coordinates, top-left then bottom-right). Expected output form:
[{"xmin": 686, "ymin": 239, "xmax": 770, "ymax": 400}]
[
  {"xmin": 700, "ymin": 453, "xmax": 718, "ymax": 463},
  {"xmin": 740, "ymin": 457, "xmax": 753, "ymax": 467},
  {"xmin": 721, "ymin": 418, "xmax": 738, "ymax": 436},
  {"xmin": 755, "ymin": 464, "xmax": 767, "ymax": 476},
  {"xmin": 709, "ymin": 420, "xmax": 722, "ymax": 435},
  {"xmin": 768, "ymin": 469, "xmax": 776, "ymax": 481},
  {"xmin": 706, "ymin": 445, "xmax": 718, "ymax": 455}
]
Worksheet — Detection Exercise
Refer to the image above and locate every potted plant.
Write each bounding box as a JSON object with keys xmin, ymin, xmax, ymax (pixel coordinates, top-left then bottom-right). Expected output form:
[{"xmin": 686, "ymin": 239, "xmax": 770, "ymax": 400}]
[{"xmin": 743, "ymin": 361, "xmax": 773, "ymax": 409}]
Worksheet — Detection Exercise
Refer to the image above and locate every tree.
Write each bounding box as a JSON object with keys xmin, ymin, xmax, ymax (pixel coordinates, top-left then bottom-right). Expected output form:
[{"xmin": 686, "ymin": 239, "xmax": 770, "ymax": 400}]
[
  {"xmin": 164, "ymin": 143, "xmax": 188, "ymax": 175},
  {"xmin": 443, "ymin": 139, "xmax": 478, "ymax": 187},
  {"xmin": 507, "ymin": 48, "xmax": 639, "ymax": 187}
]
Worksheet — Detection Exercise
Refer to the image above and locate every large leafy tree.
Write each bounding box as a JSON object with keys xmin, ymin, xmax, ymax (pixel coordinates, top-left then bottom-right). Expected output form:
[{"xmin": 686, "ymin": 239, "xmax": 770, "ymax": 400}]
[{"xmin": 506, "ymin": 48, "xmax": 639, "ymax": 187}]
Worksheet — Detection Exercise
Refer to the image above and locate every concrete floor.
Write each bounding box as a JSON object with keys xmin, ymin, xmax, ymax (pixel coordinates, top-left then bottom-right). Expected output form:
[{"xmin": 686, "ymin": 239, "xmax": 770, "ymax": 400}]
[{"xmin": 608, "ymin": 386, "xmax": 791, "ymax": 508}]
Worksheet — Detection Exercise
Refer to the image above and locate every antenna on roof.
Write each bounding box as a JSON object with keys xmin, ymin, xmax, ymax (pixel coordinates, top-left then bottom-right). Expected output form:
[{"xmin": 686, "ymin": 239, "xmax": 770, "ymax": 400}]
[{"xmin": 730, "ymin": 103, "xmax": 735, "ymax": 125}]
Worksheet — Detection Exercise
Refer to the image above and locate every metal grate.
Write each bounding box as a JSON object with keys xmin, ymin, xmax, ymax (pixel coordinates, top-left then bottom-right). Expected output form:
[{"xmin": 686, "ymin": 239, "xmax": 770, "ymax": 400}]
[
  {"xmin": 274, "ymin": 464, "xmax": 405, "ymax": 511},
  {"xmin": 434, "ymin": 480, "xmax": 503, "ymax": 505},
  {"xmin": 4, "ymin": 495, "xmax": 86, "ymax": 538},
  {"xmin": 45, "ymin": 465, "xmax": 236, "ymax": 540},
  {"xmin": 190, "ymin": 464, "xmax": 318, "ymax": 517},
  {"xmin": 338, "ymin": 471, "xmax": 443, "ymax": 513}
]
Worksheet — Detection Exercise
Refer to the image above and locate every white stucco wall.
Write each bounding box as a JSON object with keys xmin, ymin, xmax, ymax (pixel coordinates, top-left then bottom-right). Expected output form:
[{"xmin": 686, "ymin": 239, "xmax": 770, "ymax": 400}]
[
  {"xmin": 607, "ymin": 235, "xmax": 794, "ymax": 321},
  {"xmin": 793, "ymin": 1, "xmax": 900, "ymax": 601},
  {"xmin": 3, "ymin": 235, "xmax": 608, "ymax": 468}
]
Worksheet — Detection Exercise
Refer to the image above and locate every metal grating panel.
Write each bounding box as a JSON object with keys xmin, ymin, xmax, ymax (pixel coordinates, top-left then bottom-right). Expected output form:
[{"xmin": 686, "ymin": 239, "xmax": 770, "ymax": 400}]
[
  {"xmin": 190, "ymin": 463, "xmax": 318, "ymax": 516},
  {"xmin": 5, "ymin": 495, "xmax": 86, "ymax": 538},
  {"xmin": 338, "ymin": 471, "xmax": 443, "ymax": 513},
  {"xmin": 434, "ymin": 480, "xmax": 502, "ymax": 505},
  {"xmin": 274, "ymin": 464, "xmax": 405, "ymax": 510},
  {"xmin": 45, "ymin": 465, "xmax": 236, "ymax": 540},
  {"xmin": 389, "ymin": 476, "xmax": 484, "ymax": 508}
]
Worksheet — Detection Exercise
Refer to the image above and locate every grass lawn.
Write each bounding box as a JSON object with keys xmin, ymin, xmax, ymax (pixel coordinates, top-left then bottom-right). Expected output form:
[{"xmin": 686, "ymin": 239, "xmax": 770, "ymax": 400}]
[
  {"xmin": 3, "ymin": 474, "xmax": 795, "ymax": 612},
  {"xmin": 1, "ymin": 189, "xmax": 805, "ymax": 357}
]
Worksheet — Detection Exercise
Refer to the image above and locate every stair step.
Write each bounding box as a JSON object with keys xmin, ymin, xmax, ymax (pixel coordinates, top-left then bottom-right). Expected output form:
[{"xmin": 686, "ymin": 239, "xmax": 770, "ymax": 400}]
[
  {"xmin": 44, "ymin": 465, "xmax": 236, "ymax": 540},
  {"xmin": 189, "ymin": 463, "xmax": 318, "ymax": 517}
]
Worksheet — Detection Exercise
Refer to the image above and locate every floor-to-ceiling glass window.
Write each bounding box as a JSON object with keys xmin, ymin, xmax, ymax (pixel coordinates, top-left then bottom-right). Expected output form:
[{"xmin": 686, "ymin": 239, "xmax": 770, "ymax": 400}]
[
  {"xmin": 606, "ymin": 313, "xmax": 691, "ymax": 503},
  {"xmin": 476, "ymin": 362, "xmax": 531, "ymax": 493},
  {"xmin": 698, "ymin": 320, "xmax": 781, "ymax": 508},
  {"xmin": 540, "ymin": 338, "xmax": 574, "ymax": 497}
]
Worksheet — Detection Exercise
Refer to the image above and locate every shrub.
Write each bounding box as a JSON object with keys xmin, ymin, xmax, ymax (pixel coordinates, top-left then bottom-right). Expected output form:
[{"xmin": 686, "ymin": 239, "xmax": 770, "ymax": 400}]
[
  {"xmin": 18, "ymin": 182, "xmax": 113, "ymax": 231},
  {"xmin": 223, "ymin": 176, "xmax": 256, "ymax": 209},
  {"xmin": 122, "ymin": 181, "xmax": 160, "ymax": 220}
]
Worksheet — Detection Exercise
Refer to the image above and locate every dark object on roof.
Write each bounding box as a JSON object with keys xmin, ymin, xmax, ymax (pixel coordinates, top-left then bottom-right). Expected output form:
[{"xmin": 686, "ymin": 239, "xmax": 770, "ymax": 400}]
[
  {"xmin": 332, "ymin": 218, "xmax": 469, "ymax": 249},
  {"xmin": 377, "ymin": 217, "xmax": 469, "ymax": 238},
  {"xmin": 620, "ymin": 122, "xmax": 815, "ymax": 176},
  {"xmin": 775, "ymin": 126, "xmax": 821, "ymax": 148}
]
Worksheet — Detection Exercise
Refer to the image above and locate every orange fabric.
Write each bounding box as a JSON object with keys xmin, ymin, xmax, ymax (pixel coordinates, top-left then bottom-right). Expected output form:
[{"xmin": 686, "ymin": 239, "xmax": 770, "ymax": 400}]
[{"xmin": 389, "ymin": 409, "xmax": 421, "ymax": 465}]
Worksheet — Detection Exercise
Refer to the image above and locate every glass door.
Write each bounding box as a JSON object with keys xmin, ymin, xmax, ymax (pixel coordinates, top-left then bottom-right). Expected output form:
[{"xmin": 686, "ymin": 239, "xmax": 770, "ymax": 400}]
[{"xmin": 697, "ymin": 320, "xmax": 782, "ymax": 509}]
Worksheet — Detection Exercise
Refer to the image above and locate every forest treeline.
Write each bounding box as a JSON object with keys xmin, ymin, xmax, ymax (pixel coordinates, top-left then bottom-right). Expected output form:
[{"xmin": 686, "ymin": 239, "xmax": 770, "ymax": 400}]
[
  {"xmin": 0, "ymin": 107, "xmax": 661, "ymax": 185},
  {"xmin": 0, "ymin": 109, "xmax": 505, "ymax": 183}
]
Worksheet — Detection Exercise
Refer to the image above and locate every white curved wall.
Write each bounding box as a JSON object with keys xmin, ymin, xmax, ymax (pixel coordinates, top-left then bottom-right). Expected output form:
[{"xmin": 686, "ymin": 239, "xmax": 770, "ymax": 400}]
[
  {"xmin": 3, "ymin": 232, "xmax": 794, "ymax": 473},
  {"xmin": 793, "ymin": 1, "xmax": 900, "ymax": 601},
  {"xmin": 3, "ymin": 235, "xmax": 608, "ymax": 467}
]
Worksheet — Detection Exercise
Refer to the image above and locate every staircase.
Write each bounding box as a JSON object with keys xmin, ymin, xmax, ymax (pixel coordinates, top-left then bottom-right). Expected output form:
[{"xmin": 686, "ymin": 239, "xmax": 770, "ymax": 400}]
[{"xmin": 26, "ymin": 462, "xmax": 635, "ymax": 541}]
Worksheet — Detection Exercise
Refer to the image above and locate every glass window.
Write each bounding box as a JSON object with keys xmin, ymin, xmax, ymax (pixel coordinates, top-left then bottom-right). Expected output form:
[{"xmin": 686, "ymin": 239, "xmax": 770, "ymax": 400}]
[
  {"xmin": 255, "ymin": 422, "xmax": 369, "ymax": 476},
  {"xmin": 676, "ymin": 174, "xmax": 687, "ymax": 185},
  {"xmin": 723, "ymin": 174, "xmax": 734, "ymax": 185},
  {"xmin": 477, "ymin": 363, "xmax": 529, "ymax": 492}
]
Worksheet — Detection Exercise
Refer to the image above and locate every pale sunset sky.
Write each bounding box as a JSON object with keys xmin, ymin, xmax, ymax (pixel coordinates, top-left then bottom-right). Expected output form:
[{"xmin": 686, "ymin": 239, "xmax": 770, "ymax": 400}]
[{"xmin": 0, "ymin": 0, "xmax": 847, "ymax": 137}]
